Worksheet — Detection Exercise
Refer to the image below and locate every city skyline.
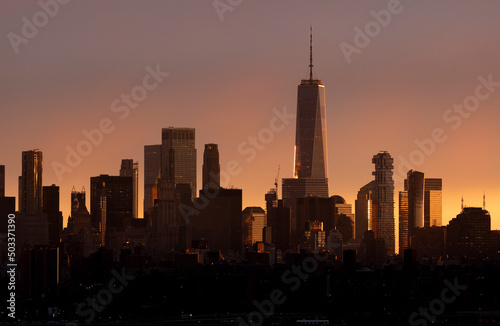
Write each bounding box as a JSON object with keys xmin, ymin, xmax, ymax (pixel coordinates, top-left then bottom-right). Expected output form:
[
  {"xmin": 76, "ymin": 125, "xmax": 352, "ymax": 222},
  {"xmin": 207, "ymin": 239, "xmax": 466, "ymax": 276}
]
[{"xmin": 2, "ymin": 1, "xmax": 499, "ymax": 237}]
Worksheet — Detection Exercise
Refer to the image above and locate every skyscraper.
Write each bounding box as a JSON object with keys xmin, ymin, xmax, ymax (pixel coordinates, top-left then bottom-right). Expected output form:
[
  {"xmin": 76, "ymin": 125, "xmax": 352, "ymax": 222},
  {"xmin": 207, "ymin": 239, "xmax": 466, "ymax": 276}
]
[
  {"xmin": 355, "ymin": 181, "xmax": 374, "ymax": 239},
  {"xmin": 0, "ymin": 165, "xmax": 15, "ymax": 235},
  {"xmin": 202, "ymin": 143, "xmax": 220, "ymax": 191},
  {"xmin": 424, "ymin": 178, "xmax": 442, "ymax": 227},
  {"xmin": 282, "ymin": 27, "xmax": 329, "ymax": 243},
  {"xmin": 43, "ymin": 184, "xmax": 63, "ymax": 246},
  {"xmin": 19, "ymin": 150, "xmax": 43, "ymax": 215},
  {"xmin": 161, "ymin": 127, "xmax": 197, "ymax": 200},
  {"xmin": 90, "ymin": 174, "xmax": 133, "ymax": 244},
  {"xmin": 447, "ymin": 207, "xmax": 491, "ymax": 258},
  {"xmin": 407, "ymin": 170, "xmax": 425, "ymax": 231},
  {"xmin": 293, "ymin": 26, "xmax": 328, "ymax": 182},
  {"xmin": 371, "ymin": 151, "xmax": 395, "ymax": 256},
  {"xmin": 120, "ymin": 159, "xmax": 139, "ymax": 219},
  {"xmin": 0, "ymin": 165, "xmax": 5, "ymax": 197},
  {"xmin": 398, "ymin": 190, "xmax": 409, "ymax": 252},
  {"xmin": 399, "ymin": 173, "xmax": 442, "ymax": 252},
  {"xmin": 144, "ymin": 144, "xmax": 162, "ymax": 214}
]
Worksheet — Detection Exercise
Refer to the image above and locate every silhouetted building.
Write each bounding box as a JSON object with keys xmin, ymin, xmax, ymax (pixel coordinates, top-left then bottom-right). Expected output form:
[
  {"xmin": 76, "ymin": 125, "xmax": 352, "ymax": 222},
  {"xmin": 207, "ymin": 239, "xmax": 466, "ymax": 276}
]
[
  {"xmin": 191, "ymin": 188, "xmax": 243, "ymax": 252},
  {"xmin": 175, "ymin": 183, "xmax": 193, "ymax": 250},
  {"xmin": 43, "ymin": 184, "xmax": 63, "ymax": 246},
  {"xmin": 120, "ymin": 159, "xmax": 139, "ymax": 219},
  {"xmin": 90, "ymin": 174, "xmax": 133, "ymax": 245},
  {"xmin": 202, "ymin": 143, "xmax": 220, "ymax": 191},
  {"xmin": 146, "ymin": 180, "xmax": 183, "ymax": 256},
  {"xmin": 66, "ymin": 187, "xmax": 99, "ymax": 256},
  {"xmin": 0, "ymin": 197, "xmax": 15, "ymax": 234},
  {"xmin": 0, "ymin": 165, "xmax": 15, "ymax": 234},
  {"xmin": 0, "ymin": 165, "xmax": 4, "ymax": 197},
  {"xmin": 265, "ymin": 192, "xmax": 291, "ymax": 251},
  {"xmin": 68, "ymin": 187, "xmax": 94, "ymax": 236},
  {"xmin": 412, "ymin": 226, "xmax": 446, "ymax": 259},
  {"xmin": 399, "ymin": 173, "xmax": 442, "ymax": 252},
  {"xmin": 19, "ymin": 150, "xmax": 43, "ymax": 215},
  {"xmin": 424, "ymin": 178, "xmax": 442, "ymax": 227},
  {"xmin": 302, "ymin": 221, "xmax": 325, "ymax": 252},
  {"xmin": 162, "ymin": 127, "xmax": 197, "ymax": 200},
  {"xmin": 19, "ymin": 246, "xmax": 59, "ymax": 304},
  {"xmin": 399, "ymin": 191, "xmax": 409, "ymax": 252},
  {"xmin": 283, "ymin": 28, "xmax": 330, "ymax": 245},
  {"xmin": 242, "ymin": 207, "xmax": 266, "ymax": 246},
  {"xmin": 407, "ymin": 170, "xmax": 425, "ymax": 231},
  {"xmin": 282, "ymin": 178, "xmax": 328, "ymax": 243},
  {"xmin": 355, "ymin": 181, "xmax": 373, "ymax": 239},
  {"xmin": 359, "ymin": 230, "xmax": 386, "ymax": 266},
  {"xmin": 371, "ymin": 152, "xmax": 395, "ymax": 256},
  {"xmin": 326, "ymin": 229, "xmax": 343, "ymax": 260},
  {"xmin": 447, "ymin": 207, "xmax": 491, "ymax": 258},
  {"xmin": 296, "ymin": 196, "xmax": 334, "ymax": 236},
  {"xmin": 144, "ymin": 144, "xmax": 162, "ymax": 215},
  {"xmin": 336, "ymin": 214, "xmax": 354, "ymax": 242},
  {"xmin": 332, "ymin": 195, "xmax": 355, "ymax": 241}
]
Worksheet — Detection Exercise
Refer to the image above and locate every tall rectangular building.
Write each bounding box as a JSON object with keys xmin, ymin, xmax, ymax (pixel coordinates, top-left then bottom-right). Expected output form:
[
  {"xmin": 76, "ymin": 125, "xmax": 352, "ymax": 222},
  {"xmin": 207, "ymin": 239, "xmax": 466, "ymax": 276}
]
[
  {"xmin": 424, "ymin": 178, "xmax": 442, "ymax": 227},
  {"xmin": 144, "ymin": 144, "xmax": 162, "ymax": 214},
  {"xmin": 400, "ymin": 173, "xmax": 443, "ymax": 251},
  {"xmin": 19, "ymin": 150, "xmax": 43, "ymax": 215},
  {"xmin": 283, "ymin": 28, "xmax": 329, "ymax": 244},
  {"xmin": 371, "ymin": 151, "xmax": 395, "ymax": 256},
  {"xmin": 120, "ymin": 159, "xmax": 139, "ymax": 219},
  {"xmin": 90, "ymin": 175, "xmax": 133, "ymax": 241},
  {"xmin": 43, "ymin": 184, "xmax": 63, "ymax": 246},
  {"xmin": 398, "ymin": 191, "xmax": 409, "ymax": 253},
  {"xmin": 355, "ymin": 181, "xmax": 374, "ymax": 239},
  {"xmin": 202, "ymin": 143, "xmax": 220, "ymax": 191},
  {"xmin": 0, "ymin": 165, "xmax": 5, "ymax": 197},
  {"xmin": 161, "ymin": 127, "xmax": 197, "ymax": 200},
  {"xmin": 293, "ymin": 28, "xmax": 328, "ymax": 182}
]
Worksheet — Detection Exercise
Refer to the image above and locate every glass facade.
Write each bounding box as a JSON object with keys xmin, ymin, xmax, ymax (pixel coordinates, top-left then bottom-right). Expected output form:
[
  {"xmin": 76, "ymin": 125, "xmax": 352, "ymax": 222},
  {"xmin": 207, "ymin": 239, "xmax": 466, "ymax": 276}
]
[
  {"xmin": 294, "ymin": 80, "xmax": 328, "ymax": 180},
  {"xmin": 202, "ymin": 143, "xmax": 220, "ymax": 190},
  {"xmin": 424, "ymin": 178, "xmax": 442, "ymax": 227},
  {"xmin": 144, "ymin": 144, "xmax": 162, "ymax": 213},
  {"xmin": 19, "ymin": 150, "xmax": 43, "ymax": 215},
  {"xmin": 398, "ymin": 191, "xmax": 408, "ymax": 252},
  {"xmin": 162, "ymin": 128, "xmax": 197, "ymax": 200},
  {"xmin": 371, "ymin": 152, "xmax": 395, "ymax": 255},
  {"xmin": 355, "ymin": 181, "xmax": 373, "ymax": 240}
]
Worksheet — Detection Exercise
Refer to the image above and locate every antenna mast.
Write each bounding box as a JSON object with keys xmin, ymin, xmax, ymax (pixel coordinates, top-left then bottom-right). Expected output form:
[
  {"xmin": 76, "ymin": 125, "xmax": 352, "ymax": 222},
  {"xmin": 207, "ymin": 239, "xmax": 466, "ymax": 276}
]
[{"xmin": 309, "ymin": 25, "xmax": 313, "ymax": 81}]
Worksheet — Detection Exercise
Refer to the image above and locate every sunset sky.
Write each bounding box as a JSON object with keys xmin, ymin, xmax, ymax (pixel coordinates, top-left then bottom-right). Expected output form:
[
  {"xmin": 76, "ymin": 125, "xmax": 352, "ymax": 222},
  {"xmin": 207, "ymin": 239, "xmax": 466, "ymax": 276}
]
[{"xmin": 2, "ymin": 1, "xmax": 500, "ymax": 246}]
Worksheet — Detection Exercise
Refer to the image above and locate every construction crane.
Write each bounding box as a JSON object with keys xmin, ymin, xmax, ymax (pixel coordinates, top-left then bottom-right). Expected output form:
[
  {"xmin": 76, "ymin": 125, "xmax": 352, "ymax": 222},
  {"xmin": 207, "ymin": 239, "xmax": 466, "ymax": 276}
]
[{"xmin": 274, "ymin": 165, "xmax": 280, "ymax": 197}]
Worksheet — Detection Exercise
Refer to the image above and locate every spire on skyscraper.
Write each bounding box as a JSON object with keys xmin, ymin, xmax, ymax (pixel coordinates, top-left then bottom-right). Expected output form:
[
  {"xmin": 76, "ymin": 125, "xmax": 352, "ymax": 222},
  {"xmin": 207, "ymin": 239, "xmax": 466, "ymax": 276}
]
[
  {"xmin": 483, "ymin": 191, "xmax": 486, "ymax": 210},
  {"xmin": 309, "ymin": 25, "xmax": 313, "ymax": 81}
]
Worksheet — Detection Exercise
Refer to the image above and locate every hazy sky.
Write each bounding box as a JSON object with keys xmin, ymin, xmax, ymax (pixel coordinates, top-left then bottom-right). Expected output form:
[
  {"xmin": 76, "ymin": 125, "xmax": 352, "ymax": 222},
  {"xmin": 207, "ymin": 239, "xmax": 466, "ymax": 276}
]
[{"xmin": 2, "ymin": 1, "xmax": 500, "ymax": 237}]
